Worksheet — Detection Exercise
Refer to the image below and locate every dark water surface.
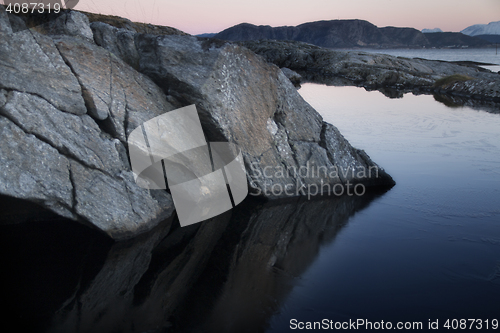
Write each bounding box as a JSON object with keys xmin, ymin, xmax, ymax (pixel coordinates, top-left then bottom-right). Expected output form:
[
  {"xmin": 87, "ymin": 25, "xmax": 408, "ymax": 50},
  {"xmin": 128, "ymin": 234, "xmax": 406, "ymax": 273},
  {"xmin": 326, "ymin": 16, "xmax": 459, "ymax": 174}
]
[
  {"xmin": 267, "ymin": 85, "xmax": 500, "ymax": 331},
  {"xmin": 0, "ymin": 191, "xmax": 385, "ymax": 332},
  {"xmin": 1, "ymin": 84, "xmax": 499, "ymax": 333}
]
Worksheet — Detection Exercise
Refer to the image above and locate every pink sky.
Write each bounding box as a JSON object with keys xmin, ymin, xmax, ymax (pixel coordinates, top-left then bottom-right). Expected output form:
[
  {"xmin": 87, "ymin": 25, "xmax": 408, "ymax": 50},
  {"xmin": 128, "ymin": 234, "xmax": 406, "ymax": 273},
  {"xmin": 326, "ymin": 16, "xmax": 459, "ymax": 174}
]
[{"xmin": 74, "ymin": 0, "xmax": 500, "ymax": 35}]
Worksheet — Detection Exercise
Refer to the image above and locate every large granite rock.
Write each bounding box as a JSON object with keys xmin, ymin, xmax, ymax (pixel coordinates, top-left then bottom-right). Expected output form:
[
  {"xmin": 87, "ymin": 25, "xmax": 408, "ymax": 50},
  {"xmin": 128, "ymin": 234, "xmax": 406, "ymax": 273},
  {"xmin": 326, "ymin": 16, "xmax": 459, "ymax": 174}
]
[{"xmin": 1, "ymin": 8, "xmax": 394, "ymax": 239}]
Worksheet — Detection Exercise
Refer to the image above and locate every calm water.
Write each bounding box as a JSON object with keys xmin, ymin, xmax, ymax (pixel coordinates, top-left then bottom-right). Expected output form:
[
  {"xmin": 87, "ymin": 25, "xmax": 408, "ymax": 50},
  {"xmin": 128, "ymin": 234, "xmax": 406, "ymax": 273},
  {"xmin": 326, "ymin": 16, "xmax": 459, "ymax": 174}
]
[
  {"xmin": 346, "ymin": 48, "xmax": 500, "ymax": 72},
  {"xmin": 267, "ymin": 85, "xmax": 500, "ymax": 331}
]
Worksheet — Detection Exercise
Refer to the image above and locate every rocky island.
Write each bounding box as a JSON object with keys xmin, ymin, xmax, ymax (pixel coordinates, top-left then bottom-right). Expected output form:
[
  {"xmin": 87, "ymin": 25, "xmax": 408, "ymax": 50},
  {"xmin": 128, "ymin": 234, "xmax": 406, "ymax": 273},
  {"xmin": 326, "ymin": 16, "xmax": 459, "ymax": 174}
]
[
  {"xmin": 238, "ymin": 39, "xmax": 500, "ymax": 107},
  {"xmin": 0, "ymin": 8, "xmax": 394, "ymax": 240}
]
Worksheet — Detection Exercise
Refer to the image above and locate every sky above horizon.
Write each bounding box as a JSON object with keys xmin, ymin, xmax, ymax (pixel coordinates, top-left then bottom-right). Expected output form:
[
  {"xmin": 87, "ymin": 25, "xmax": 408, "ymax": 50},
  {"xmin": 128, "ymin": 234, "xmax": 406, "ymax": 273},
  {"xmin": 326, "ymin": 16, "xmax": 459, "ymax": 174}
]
[{"xmin": 74, "ymin": 0, "xmax": 500, "ymax": 35}]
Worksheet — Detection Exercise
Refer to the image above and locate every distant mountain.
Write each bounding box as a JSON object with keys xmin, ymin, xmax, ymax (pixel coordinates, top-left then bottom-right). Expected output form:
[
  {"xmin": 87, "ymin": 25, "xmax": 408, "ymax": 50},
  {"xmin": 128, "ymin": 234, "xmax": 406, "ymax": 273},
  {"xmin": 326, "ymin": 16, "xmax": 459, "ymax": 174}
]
[
  {"xmin": 215, "ymin": 20, "xmax": 427, "ymax": 48},
  {"xmin": 214, "ymin": 20, "xmax": 492, "ymax": 49},
  {"xmin": 196, "ymin": 33, "xmax": 217, "ymax": 38},
  {"xmin": 461, "ymin": 21, "xmax": 500, "ymax": 36},
  {"xmin": 422, "ymin": 28, "xmax": 443, "ymax": 33}
]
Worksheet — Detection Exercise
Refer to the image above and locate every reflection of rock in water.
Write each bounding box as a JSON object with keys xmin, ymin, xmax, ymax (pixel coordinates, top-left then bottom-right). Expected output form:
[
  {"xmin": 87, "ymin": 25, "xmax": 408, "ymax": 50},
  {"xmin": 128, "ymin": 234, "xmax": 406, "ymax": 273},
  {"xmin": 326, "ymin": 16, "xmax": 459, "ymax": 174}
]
[
  {"xmin": 432, "ymin": 93, "xmax": 500, "ymax": 114},
  {"xmin": 175, "ymin": 194, "xmax": 382, "ymax": 333},
  {"xmin": 0, "ymin": 192, "xmax": 384, "ymax": 333}
]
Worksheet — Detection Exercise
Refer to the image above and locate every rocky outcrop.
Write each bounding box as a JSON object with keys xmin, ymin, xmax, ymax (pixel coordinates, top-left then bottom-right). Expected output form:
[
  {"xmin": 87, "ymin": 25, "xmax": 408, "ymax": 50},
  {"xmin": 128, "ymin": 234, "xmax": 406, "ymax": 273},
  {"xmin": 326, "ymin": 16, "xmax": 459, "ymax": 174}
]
[
  {"xmin": 1, "ymin": 8, "xmax": 393, "ymax": 239},
  {"xmin": 240, "ymin": 39, "xmax": 500, "ymax": 103},
  {"xmin": 215, "ymin": 19, "xmax": 492, "ymax": 48}
]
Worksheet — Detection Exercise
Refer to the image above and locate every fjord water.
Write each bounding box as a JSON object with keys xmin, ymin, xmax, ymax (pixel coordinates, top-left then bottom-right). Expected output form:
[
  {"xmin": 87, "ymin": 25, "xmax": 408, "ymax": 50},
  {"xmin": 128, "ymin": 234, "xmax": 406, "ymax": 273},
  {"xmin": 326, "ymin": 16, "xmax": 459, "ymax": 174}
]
[{"xmin": 267, "ymin": 84, "xmax": 500, "ymax": 331}]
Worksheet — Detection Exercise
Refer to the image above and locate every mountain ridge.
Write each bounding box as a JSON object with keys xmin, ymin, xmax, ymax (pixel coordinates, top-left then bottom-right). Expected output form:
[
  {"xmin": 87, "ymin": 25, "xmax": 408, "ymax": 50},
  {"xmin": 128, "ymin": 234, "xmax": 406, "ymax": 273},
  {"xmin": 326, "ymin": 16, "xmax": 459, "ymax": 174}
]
[{"xmin": 214, "ymin": 19, "xmax": 492, "ymax": 48}]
